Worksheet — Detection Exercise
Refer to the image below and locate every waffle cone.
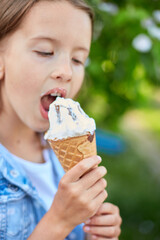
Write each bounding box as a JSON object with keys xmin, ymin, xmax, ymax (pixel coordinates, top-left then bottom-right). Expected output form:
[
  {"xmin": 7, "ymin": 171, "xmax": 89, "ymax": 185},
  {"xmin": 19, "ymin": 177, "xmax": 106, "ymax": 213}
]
[{"xmin": 48, "ymin": 132, "xmax": 97, "ymax": 172}]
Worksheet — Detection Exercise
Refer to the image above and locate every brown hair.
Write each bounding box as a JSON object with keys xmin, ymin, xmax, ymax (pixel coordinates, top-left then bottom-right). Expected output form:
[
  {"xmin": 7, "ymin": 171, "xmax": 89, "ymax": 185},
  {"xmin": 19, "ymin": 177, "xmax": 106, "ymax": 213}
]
[{"xmin": 0, "ymin": 0, "xmax": 94, "ymax": 41}]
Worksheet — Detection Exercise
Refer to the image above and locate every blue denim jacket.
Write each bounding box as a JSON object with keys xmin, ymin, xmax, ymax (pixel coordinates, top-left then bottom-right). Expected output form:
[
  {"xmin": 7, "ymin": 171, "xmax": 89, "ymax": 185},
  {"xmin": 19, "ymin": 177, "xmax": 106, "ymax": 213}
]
[{"xmin": 0, "ymin": 144, "xmax": 84, "ymax": 240}]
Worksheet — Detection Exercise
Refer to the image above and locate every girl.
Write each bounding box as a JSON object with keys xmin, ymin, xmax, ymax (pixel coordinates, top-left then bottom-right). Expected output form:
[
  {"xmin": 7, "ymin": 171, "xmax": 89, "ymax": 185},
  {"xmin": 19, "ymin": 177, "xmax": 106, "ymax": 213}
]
[{"xmin": 0, "ymin": 0, "xmax": 122, "ymax": 239}]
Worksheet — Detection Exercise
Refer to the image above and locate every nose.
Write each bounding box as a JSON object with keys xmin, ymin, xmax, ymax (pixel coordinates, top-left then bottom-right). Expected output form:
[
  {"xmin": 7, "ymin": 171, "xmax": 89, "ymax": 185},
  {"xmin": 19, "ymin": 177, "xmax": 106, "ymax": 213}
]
[{"xmin": 50, "ymin": 56, "xmax": 72, "ymax": 82}]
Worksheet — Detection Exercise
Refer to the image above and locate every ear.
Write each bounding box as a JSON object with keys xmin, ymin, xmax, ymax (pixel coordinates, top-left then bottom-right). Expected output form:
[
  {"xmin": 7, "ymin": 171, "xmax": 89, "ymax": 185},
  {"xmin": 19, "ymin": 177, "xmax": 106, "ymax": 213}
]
[{"xmin": 0, "ymin": 57, "xmax": 4, "ymax": 80}]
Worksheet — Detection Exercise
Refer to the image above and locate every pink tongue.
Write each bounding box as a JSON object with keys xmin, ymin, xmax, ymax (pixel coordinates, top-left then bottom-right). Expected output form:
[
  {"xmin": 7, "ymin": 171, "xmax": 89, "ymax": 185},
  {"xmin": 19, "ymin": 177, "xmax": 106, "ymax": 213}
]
[{"xmin": 41, "ymin": 95, "xmax": 56, "ymax": 111}]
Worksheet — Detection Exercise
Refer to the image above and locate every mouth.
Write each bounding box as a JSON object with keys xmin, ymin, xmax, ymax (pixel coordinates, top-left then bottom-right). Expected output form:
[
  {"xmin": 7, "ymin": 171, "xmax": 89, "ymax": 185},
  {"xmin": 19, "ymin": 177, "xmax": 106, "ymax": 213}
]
[{"xmin": 40, "ymin": 88, "xmax": 66, "ymax": 119}]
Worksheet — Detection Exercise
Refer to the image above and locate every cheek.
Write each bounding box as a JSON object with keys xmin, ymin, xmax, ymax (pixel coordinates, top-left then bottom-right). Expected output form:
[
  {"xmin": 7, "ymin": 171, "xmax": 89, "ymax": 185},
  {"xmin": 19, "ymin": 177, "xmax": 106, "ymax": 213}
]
[
  {"xmin": 70, "ymin": 71, "xmax": 84, "ymax": 98},
  {"xmin": 6, "ymin": 61, "xmax": 40, "ymax": 95}
]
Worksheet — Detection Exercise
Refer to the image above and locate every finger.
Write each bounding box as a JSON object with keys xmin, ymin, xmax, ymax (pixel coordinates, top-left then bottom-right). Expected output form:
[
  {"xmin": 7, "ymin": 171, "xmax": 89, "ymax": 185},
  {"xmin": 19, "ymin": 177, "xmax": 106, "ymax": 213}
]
[
  {"xmin": 96, "ymin": 202, "xmax": 120, "ymax": 215},
  {"xmin": 91, "ymin": 190, "xmax": 108, "ymax": 214},
  {"xmin": 64, "ymin": 156, "xmax": 102, "ymax": 182},
  {"xmin": 80, "ymin": 166, "xmax": 107, "ymax": 190},
  {"xmin": 85, "ymin": 214, "xmax": 121, "ymax": 226},
  {"xmin": 89, "ymin": 235, "xmax": 118, "ymax": 240},
  {"xmin": 89, "ymin": 236, "xmax": 118, "ymax": 240},
  {"xmin": 83, "ymin": 225, "xmax": 121, "ymax": 238},
  {"xmin": 85, "ymin": 178, "xmax": 107, "ymax": 200}
]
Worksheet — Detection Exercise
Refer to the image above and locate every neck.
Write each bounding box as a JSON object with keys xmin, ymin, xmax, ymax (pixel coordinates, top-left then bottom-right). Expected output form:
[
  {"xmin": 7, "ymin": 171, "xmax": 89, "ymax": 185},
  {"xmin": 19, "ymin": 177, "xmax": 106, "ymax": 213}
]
[{"xmin": 0, "ymin": 109, "xmax": 45, "ymax": 163}]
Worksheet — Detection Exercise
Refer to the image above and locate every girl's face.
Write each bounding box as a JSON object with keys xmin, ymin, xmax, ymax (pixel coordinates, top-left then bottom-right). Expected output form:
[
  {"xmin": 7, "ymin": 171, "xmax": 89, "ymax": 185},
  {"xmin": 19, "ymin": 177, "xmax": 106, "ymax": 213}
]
[{"xmin": 0, "ymin": 1, "xmax": 92, "ymax": 132}]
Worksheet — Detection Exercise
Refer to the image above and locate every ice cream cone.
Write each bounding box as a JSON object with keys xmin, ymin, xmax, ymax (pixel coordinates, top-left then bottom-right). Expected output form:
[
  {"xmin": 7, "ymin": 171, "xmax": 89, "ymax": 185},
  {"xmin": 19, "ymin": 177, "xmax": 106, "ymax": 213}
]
[{"xmin": 48, "ymin": 132, "xmax": 97, "ymax": 172}]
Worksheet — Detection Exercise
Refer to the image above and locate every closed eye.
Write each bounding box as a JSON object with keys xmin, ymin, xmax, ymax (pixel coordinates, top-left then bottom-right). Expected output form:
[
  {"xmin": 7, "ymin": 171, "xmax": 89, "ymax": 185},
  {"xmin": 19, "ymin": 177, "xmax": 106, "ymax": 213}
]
[
  {"xmin": 34, "ymin": 51, "xmax": 54, "ymax": 57},
  {"xmin": 72, "ymin": 58, "xmax": 83, "ymax": 65}
]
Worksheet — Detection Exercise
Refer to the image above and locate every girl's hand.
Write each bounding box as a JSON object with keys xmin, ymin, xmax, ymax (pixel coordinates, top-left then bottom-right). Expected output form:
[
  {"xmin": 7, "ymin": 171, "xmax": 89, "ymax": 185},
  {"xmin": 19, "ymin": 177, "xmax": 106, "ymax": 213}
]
[
  {"xmin": 84, "ymin": 202, "xmax": 122, "ymax": 240},
  {"xmin": 49, "ymin": 156, "xmax": 108, "ymax": 235}
]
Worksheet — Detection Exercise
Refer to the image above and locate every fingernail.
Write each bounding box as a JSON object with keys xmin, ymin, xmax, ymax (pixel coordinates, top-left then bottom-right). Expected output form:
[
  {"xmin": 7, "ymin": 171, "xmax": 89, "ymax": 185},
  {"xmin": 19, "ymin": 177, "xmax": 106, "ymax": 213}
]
[
  {"xmin": 84, "ymin": 226, "xmax": 90, "ymax": 232},
  {"xmin": 97, "ymin": 156, "xmax": 102, "ymax": 162},
  {"xmin": 92, "ymin": 235, "xmax": 97, "ymax": 240}
]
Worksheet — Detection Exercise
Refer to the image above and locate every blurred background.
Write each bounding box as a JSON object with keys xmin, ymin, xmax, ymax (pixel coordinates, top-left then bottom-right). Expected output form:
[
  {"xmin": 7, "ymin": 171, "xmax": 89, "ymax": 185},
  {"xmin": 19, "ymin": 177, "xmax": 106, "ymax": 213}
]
[{"xmin": 78, "ymin": 0, "xmax": 160, "ymax": 239}]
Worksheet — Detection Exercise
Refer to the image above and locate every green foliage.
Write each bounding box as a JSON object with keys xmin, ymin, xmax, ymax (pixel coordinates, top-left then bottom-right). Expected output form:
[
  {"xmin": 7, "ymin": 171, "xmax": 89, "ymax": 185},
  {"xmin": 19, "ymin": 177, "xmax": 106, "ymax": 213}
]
[
  {"xmin": 79, "ymin": 1, "xmax": 160, "ymax": 239},
  {"xmin": 101, "ymin": 143, "xmax": 160, "ymax": 240},
  {"xmin": 79, "ymin": 0, "xmax": 160, "ymax": 130}
]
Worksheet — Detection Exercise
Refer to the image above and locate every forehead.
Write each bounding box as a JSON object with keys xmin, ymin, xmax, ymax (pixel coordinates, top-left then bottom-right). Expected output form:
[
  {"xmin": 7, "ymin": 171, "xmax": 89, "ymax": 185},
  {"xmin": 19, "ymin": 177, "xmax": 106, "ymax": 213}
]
[{"xmin": 18, "ymin": 1, "xmax": 92, "ymax": 45}]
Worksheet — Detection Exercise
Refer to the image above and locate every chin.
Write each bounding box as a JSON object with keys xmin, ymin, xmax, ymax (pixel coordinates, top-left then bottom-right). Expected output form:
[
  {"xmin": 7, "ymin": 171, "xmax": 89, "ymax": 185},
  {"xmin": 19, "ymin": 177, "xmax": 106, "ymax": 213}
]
[{"xmin": 30, "ymin": 122, "xmax": 49, "ymax": 134}]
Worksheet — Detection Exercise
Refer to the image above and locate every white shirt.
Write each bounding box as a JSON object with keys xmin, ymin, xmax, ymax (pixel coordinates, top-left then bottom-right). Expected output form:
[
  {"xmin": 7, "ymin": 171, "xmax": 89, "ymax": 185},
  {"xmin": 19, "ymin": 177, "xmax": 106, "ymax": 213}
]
[{"xmin": 12, "ymin": 149, "xmax": 57, "ymax": 210}]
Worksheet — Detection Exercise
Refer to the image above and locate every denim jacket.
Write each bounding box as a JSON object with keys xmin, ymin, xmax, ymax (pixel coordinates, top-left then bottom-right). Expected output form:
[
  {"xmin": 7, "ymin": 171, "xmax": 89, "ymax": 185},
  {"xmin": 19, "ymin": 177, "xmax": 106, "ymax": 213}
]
[{"xmin": 0, "ymin": 144, "xmax": 84, "ymax": 240}]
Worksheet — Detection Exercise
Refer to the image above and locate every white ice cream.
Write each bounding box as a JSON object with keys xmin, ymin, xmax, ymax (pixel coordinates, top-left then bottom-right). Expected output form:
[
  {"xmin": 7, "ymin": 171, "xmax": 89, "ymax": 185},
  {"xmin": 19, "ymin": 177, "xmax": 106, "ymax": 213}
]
[{"xmin": 44, "ymin": 97, "xmax": 96, "ymax": 140}]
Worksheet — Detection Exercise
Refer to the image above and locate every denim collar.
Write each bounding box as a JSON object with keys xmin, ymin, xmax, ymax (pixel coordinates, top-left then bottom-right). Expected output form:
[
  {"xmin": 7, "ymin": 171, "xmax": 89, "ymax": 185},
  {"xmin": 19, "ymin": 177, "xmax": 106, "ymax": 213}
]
[{"xmin": 0, "ymin": 144, "xmax": 60, "ymax": 208}]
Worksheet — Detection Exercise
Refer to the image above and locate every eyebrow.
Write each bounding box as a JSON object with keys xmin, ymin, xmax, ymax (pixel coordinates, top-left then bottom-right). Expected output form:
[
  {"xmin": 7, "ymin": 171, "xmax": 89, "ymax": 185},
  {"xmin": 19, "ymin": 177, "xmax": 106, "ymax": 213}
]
[
  {"xmin": 75, "ymin": 47, "xmax": 89, "ymax": 54},
  {"xmin": 30, "ymin": 36, "xmax": 89, "ymax": 53},
  {"xmin": 30, "ymin": 36, "xmax": 57, "ymax": 43}
]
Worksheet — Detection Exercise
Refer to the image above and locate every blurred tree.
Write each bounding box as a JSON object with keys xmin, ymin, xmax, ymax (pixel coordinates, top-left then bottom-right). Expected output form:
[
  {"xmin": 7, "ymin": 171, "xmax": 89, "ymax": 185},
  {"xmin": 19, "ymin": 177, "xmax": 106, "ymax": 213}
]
[
  {"xmin": 78, "ymin": 0, "xmax": 160, "ymax": 130},
  {"xmin": 80, "ymin": 2, "xmax": 160, "ymax": 240}
]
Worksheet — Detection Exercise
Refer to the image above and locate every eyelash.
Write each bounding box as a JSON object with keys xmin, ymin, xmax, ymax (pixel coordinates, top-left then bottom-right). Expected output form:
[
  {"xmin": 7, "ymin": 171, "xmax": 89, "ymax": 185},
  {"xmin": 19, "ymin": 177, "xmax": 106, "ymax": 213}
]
[
  {"xmin": 34, "ymin": 51, "xmax": 83, "ymax": 65},
  {"xmin": 35, "ymin": 51, "xmax": 54, "ymax": 56},
  {"xmin": 72, "ymin": 58, "xmax": 83, "ymax": 65}
]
